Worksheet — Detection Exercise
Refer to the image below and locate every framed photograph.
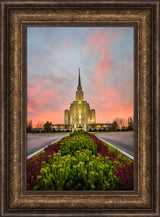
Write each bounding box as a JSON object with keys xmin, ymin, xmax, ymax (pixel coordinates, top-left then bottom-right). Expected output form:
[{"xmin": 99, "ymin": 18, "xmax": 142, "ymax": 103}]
[{"xmin": 0, "ymin": 0, "xmax": 159, "ymax": 216}]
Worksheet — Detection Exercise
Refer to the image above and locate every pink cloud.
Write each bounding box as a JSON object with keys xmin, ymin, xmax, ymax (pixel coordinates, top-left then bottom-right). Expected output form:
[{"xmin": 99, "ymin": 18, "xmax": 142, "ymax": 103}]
[
  {"xmin": 85, "ymin": 79, "xmax": 133, "ymax": 123},
  {"xmin": 27, "ymin": 101, "xmax": 38, "ymax": 113},
  {"xmin": 83, "ymin": 29, "xmax": 133, "ymax": 123},
  {"xmin": 85, "ymin": 29, "xmax": 124, "ymax": 81},
  {"xmin": 96, "ymin": 105, "xmax": 133, "ymax": 123},
  {"xmin": 30, "ymin": 110, "xmax": 64, "ymax": 128},
  {"xmin": 27, "ymin": 72, "xmax": 74, "ymax": 125}
]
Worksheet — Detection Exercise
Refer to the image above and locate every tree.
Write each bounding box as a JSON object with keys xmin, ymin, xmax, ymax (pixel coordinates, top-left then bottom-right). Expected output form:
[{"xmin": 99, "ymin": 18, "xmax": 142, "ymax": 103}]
[
  {"xmin": 127, "ymin": 117, "xmax": 134, "ymax": 130},
  {"xmin": 36, "ymin": 121, "xmax": 45, "ymax": 129},
  {"xmin": 27, "ymin": 120, "xmax": 32, "ymax": 132},
  {"xmin": 114, "ymin": 118, "xmax": 123, "ymax": 130},
  {"xmin": 111, "ymin": 121, "xmax": 118, "ymax": 131},
  {"xmin": 113, "ymin": 118, "xmax": 128, "ymax": 130},
  {"xmin": 44, "ymin": 121, "xmax": 52, "ymax": 132}
]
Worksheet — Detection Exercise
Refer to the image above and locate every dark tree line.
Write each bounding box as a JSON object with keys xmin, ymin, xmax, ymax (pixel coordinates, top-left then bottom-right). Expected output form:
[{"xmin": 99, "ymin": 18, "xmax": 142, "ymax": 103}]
[
  {"xmin": 27, "ymin": 120, "xmax": 52, "ymax": 133},
  {"xmin": 111, "ymin": 117, "xmax": 134, "ymax": 131},
  {"xmin": 43, "ymin": 121, "xmax": 52, "ymax": 132}
]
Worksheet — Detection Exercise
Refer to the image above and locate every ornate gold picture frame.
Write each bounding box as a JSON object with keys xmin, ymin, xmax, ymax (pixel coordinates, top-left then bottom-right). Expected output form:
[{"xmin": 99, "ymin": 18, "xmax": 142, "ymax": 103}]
[{"xmin": 0, "ymin": 0, "xmax": 159, "ymax": 216}]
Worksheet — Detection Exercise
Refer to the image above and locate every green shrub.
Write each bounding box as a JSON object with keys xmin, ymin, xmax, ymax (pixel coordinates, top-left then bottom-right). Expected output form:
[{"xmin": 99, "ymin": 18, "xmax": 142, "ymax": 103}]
[
  {"xmin": 60, "ymin": 131, "xmax": 97, "ymax": 156},
  {"xmin": 33, "ymin": 149, "xmax": 120, "ymax": 191}
]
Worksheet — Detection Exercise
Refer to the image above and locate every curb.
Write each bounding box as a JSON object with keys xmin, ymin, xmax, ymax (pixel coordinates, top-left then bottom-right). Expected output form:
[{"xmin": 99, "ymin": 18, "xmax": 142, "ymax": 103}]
[
  {"xmin": 27, "ymin": 136, "xmax": 66, "ymax": 159},
  {"xmin": 99, "ymin": 138, "xmax": 134, "ymax": 160}
]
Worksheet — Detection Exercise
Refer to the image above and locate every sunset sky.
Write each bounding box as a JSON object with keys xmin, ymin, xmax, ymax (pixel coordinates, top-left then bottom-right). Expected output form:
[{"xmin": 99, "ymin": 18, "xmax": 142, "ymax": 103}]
[{"xmin": 27, "ymin": 27, "xmax": 134, "ymax": 127}]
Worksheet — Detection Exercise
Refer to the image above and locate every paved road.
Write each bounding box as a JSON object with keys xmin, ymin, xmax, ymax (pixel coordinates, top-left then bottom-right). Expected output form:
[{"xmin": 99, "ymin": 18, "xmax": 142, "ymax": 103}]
[
  {"xmin": 94, "ymin": 132, "xmax": 134, "ymax": 157},
  {"xmin": 27, "ymin": 134, "xmax": 68, "ymax": 157},
  {"xmin": 27, "ymin": 132, "xmax": 134, "ymax": 158}
]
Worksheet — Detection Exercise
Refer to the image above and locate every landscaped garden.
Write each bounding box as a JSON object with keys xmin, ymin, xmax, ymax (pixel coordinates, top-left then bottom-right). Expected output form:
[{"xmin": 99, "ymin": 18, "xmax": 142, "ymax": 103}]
[{"xmin": 27, "ymin": 130, "xmax": 133, "ymax": 191}]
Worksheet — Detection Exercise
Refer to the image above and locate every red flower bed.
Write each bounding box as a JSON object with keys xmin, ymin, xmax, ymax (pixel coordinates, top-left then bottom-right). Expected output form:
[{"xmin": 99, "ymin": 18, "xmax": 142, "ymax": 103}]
[
  {"xmin": 27, "ymin": 142, "xmax": 60, "ymax": 190},
  {"xmin": 89, "ymin": 134, "xmax": 134, "ymax": 190},
  {"xmin": 27, "ymin": 160, "xmax": 43, "ymax": 191},
  {"xmin": 88, "ymin": 134, "xmax": 117, "ymax": 162},
  {"xmin": 115, "ymin": 162, "xmax": 134, "ymax": 190}
]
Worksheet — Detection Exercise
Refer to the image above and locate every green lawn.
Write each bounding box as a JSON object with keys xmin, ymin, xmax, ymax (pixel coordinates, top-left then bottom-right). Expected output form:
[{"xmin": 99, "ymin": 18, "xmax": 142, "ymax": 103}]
[
  {"xmin": 27, "ymin": 132, "xmax": 70, "ymax": 134},
  {"xmin": 28, "ymin": 130, "xmax": 133, "ymax": 135},
  {"xmin": 89, "ymin": 130, "xmax": 133, "ymax": 134}
]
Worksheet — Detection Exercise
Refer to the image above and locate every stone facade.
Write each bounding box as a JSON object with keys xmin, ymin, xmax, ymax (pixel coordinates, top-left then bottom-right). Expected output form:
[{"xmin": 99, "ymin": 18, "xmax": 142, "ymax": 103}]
[{"xmin": 64, "ymin": 69, "xmax": 96, "ymax": 131}]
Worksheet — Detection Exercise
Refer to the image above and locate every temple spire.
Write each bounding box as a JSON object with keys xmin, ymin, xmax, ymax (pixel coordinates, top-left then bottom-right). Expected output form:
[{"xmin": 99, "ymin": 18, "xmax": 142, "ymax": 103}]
[
  {"xmin": 77, "ymin": 68, "xmax": 82, "ymax": 90},
  {"xmin": 76, "ymin": 68, "xmax": 83, "ymax": 101}
]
